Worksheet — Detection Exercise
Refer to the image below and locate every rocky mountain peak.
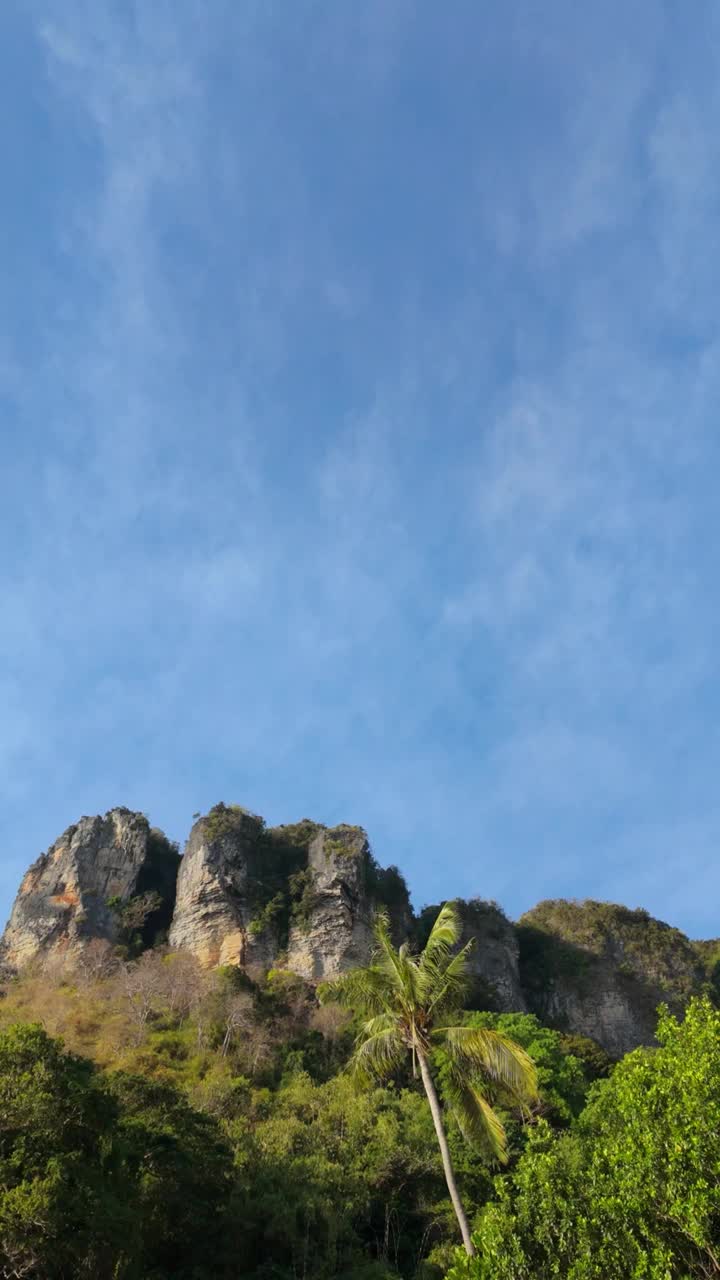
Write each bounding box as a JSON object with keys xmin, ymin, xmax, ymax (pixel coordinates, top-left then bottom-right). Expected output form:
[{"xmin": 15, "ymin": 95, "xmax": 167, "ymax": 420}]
[
  {"xmin": 285, "ymin": 823, "xmax": 374, "ymax": 980},
  {"xmin": 517, "ymin": 898, "xmax": 707, "ymax": 1057},
  {"xmin": 2, "ymin": 806, "xmax": 715, "ymax": 1058},
  {"xmin": 168, "ymin": 805, "xmax": 287, "ymax": 969},
  {"xmin": 167, "ymin": 805, "xmax": 412, "ymax": 979},
  {"xmin": 0, "ymin": 809, "xmax": 179, "ymax": 972}
]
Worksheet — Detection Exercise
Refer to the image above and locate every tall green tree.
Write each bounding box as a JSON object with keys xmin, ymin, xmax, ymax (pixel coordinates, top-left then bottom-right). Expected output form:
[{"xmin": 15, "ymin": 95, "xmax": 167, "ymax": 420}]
[
  {"xmin": 109, "ymin": 1072, "xmax": 234, "ymax": 1279},
  {"xmin": 0, "ymin": 1022, "xmax": 234, "ymax": 1279},
  {"xmin": 448, "ymin": 996, "xmax": 720, "ymax": 1280},
  {"xmin": 321, "ymin": 904, "xmax": 537, "ymax": 1256},
  {"xmin": 0, "ymin": 1023, "xmax": 130, "ymax": 1278}
]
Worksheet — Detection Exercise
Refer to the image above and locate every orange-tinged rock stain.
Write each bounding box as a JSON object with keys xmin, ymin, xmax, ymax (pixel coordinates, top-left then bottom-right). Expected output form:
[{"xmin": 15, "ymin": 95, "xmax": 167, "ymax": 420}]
[
  {"xmin": 50, "ymin": 890, "xmax": 80, "ymax": 907},
  {"xmin": 196, "ymin": 931, "xmax": 245, "ymax": 969},
  {"xmin": 20, "ymin": 870, "xmax": 43, "ymax": 896},
  {"xmin": 219, "ymin": 930, "xmax": 245, "ymax": 967}
]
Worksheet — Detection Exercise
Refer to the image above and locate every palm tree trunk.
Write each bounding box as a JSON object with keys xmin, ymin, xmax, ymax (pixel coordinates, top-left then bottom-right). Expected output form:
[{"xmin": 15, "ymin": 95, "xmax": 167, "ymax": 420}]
[{"xmin": 416, "ymin": 1045, "xmax": 476, "ymax": 1257}]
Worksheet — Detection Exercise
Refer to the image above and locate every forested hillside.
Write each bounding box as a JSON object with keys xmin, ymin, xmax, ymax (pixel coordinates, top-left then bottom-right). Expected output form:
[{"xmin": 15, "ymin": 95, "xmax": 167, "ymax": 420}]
[
  {"xmin": 3, "ymin": 806, "xmax": 716, "ymax": 1056},
  {"xmin": 1, "ymin": 807, "xmax": 719, "ymax": 1278},
  {"xmin": 2, "ymin": 947, "xmax": 718, "ymax": 1278}
]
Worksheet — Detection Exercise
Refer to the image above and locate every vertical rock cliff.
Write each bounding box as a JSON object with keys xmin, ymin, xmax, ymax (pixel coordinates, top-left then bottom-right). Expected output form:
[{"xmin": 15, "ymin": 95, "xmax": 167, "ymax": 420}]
[
  {"xmin": 286, "ymin": 825, "xmax": 374, "ymax": 980},
  {"xmin": 414, "ymin": 898, "xmax": 527, "ymax": 1013},
  {"xmin": 2, "ymin": 803, "xmax": 713, "ymax": 1058},
  {"xmin": 517, "ymin": 899, "xmax": 707, "ymax": 1057},
  {"xmin": 168, "ymin": 805, "xmax": 413, "ymax": 979},
  {"xmin": 167, "ymin": 805, "xmax": 299, "ymax": 969},
  {"xmin": 459, "ymin": 899, "xmax": 527, "ymax": 1011},
  {"xmin": 0, "ymin": 809, "xmax": 179, "ymax": 972}
]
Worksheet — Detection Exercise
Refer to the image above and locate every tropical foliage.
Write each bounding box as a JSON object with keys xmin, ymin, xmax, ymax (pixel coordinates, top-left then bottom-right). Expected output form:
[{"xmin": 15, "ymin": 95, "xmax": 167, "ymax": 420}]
[
  {"xmin": 0, "ymin": 922, "xmax": 718, "ymax": 1278},
  {"xmin": 321, "ymin": 904, "xmax": 538, "ymax": 1253},
  {"xmin": 447, "ymin": 997, "xmax": 720, "ymax": 1280}
]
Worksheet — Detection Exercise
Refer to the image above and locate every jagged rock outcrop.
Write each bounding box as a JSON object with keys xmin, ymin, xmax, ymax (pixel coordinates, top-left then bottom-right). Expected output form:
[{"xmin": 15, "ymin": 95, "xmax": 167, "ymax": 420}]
[
  {"xmin": 0, "ymin": 809, "xmax": 179, "ymax": 972},
  {"xmin": 459, "ymin": 900, "xmax": 527, "ymax": 1012},
  {"xmin": 2, "ymin": 803, "xmax": 714, "ymax": 1059},
  {"xmin": 517, "ymin": 899, "xmax": 707, "ymax": 1057},
  {"xmin": 414, "ymin": 899, "xmax": 527, "ymax": 1013},
  {"xmin": 168, "ymin": 806, "xmax": 291, "ymax": 969},
  {"xmin": 286, "ymin": 825, "xmax": 374, "ymax": 980},
  {"xmin": 168, "ymin": 805, "xmax": 413, "ymax": 979}
]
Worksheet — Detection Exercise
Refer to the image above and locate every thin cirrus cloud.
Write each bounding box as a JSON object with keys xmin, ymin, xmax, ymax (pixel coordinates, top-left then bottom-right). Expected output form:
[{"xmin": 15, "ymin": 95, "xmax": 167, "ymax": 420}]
[{"xmin": 1, "ymin": 1, "xmax": 720, "ymax": 938}]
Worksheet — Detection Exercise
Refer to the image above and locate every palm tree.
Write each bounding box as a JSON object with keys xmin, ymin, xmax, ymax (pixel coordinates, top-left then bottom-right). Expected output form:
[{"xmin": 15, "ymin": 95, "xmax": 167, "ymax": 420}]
[{"xmin": 320, "ymin": 902, "xmax": 537, "ymax": 1256}]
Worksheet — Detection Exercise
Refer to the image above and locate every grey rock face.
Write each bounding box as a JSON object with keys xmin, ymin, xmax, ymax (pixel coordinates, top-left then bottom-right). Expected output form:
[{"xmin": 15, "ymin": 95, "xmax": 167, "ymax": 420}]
[
  {"xmin": 6, "ymin": 803, "xmax": 707, "ymax": 1061},
  {"xmin": 286, "ymin": 825, "xmax": 375, "ymax": 980},
  {"xmin": 168, "ymin": 807, "xmax": 281, "ymax": 970},
  {"xmin": 457, "ymin": 900, "xmax": 527, "ymax": 1013},
  {"xmin": 169, "ymin": 808, "xmax": 410, "ymax": 981},
  {"xmin": 535, "ymin": 984, "xmax": 652, "ymax": 1059},
  {"xmin": 415, "ymin": 899, "xmax": 527, "ymax": 1014},
  {"xmin": 1, "ymin": 809, "xmax": 179, "ymax": 972},
  {"xmin": 517, "ymin": 899, "xmax": 706, "ymax": 1057}
]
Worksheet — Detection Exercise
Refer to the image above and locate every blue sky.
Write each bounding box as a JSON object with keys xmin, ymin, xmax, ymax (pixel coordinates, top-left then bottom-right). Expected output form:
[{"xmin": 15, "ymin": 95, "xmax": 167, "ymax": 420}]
[{"xmin": 2, "ymin": 1, "xmax": 720, "ymax": 938}]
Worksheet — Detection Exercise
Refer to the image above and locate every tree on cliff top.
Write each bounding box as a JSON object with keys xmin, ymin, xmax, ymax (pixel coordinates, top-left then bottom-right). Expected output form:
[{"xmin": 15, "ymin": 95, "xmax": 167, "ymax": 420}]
[{"xmin": 320, "ymin": 902, "xmax": 538, "ymax": 1256}]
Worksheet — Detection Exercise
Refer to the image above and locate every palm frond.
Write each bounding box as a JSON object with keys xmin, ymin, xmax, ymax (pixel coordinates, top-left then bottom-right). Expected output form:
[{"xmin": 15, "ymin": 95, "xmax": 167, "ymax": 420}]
[
  {"xmin": 319, "ymin": 964, "xmax": 393, "ymax": 1016},
  {"xmin": 357, "ymin": 1012, "xmax": 398, "ymax": 1040},
  {"xmin": 422, "ymin": 939, "xmax": 476, "ymax": 1014},
  {"xmin": 350, "ymin": 1026, "xmax": 405, "ymax": 1084},
  {"xmin": 419, "ymin": 901, "xmax": 462, "ymax": 968},
  {"xmin": 372, "ymin": 912, "xmax": 421, "ymax": 1011},
  {"xmin": 436, "ymin": 1025, "xmax": 538, "ymax": 1101},
  {"xmin": 447, "ymin": 1076, "xmax": 509, "ymax": 1164}
]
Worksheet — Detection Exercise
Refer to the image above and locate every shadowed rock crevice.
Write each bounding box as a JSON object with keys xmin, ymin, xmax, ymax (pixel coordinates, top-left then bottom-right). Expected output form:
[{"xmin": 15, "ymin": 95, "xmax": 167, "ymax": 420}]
[{"xmin": 133, "ymin": 827, "xmax": 181, "ymax": 947}]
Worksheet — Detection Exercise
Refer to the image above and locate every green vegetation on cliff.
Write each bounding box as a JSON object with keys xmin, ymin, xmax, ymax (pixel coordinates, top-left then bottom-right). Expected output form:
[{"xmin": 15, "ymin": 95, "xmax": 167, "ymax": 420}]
[
  {"xmin": 194, "ymin": 805, "xmax": 412, "ymax": 949},
  {"xmin": 1, "ymin": 809, "xmax": 718, "ymax": 1279},
  {"xmin": 447, "ymin": 997, "xmax": 720, "ymax": 1280},
  {"xmin": 1, "ymin": 936, "xmax": 719, "ymax": 1278},
  {"xmin": 517, "ymin": 899, "xmax": 707, "ymax": 1034},
  {"xmin": 0, "ymin": 922, "xmax": 593, "ymax": 1279}
]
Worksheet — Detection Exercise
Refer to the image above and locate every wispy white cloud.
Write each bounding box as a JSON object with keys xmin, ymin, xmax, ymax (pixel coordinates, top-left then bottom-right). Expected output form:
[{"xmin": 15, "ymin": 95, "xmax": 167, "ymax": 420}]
[{"xmin": 4, "ymin": 0, "xmax": 720, "ymax": 939}]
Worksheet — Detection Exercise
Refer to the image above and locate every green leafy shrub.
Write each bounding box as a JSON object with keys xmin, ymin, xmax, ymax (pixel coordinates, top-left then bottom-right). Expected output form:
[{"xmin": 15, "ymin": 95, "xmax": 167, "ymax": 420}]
[
  {"xmin": 248, "ymin": 892, "xmax": 286, "ymax": 938},
  {"xmin": 107, "ymin": 891, "xmax": 165, "ymax": 957},
  {"xmin": 447, "ymin": 997, "xmax": 720, "ymax": 1280},
  {"xmin": 288, "ymin": 866, "xmax": 320, "ymax": 932}
]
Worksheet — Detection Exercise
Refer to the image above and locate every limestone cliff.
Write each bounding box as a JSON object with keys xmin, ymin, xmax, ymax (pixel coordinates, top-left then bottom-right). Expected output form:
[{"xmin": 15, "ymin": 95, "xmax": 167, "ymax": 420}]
[
  {"xmin": 286, "ymin": 825, "xmax": 374, "ymax": 980},
  {"xmin": 517, "ymin": 899, "xmax": 707, "ymax": 1057},
  {"xmin": 2, "ymin": 804, "xmax": 715, "ymax": 1059},
  {"xmin": 167, "ymin": 806, "xmax": 305, "ymax": 969},
  {"xmin": 414, "ymin": 898, "xmax": 526, "ymax": 1013},
  {"xmin": 0, "ymin": 809, "xmax": 179, "ymax": 972},
  {"xmin": 460, "ymin": 900, "xmax": 527, "ymax": 1011},
  {"xmin": 168, "ymin": 805, "xmax": 412, "ymax": 978}
]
